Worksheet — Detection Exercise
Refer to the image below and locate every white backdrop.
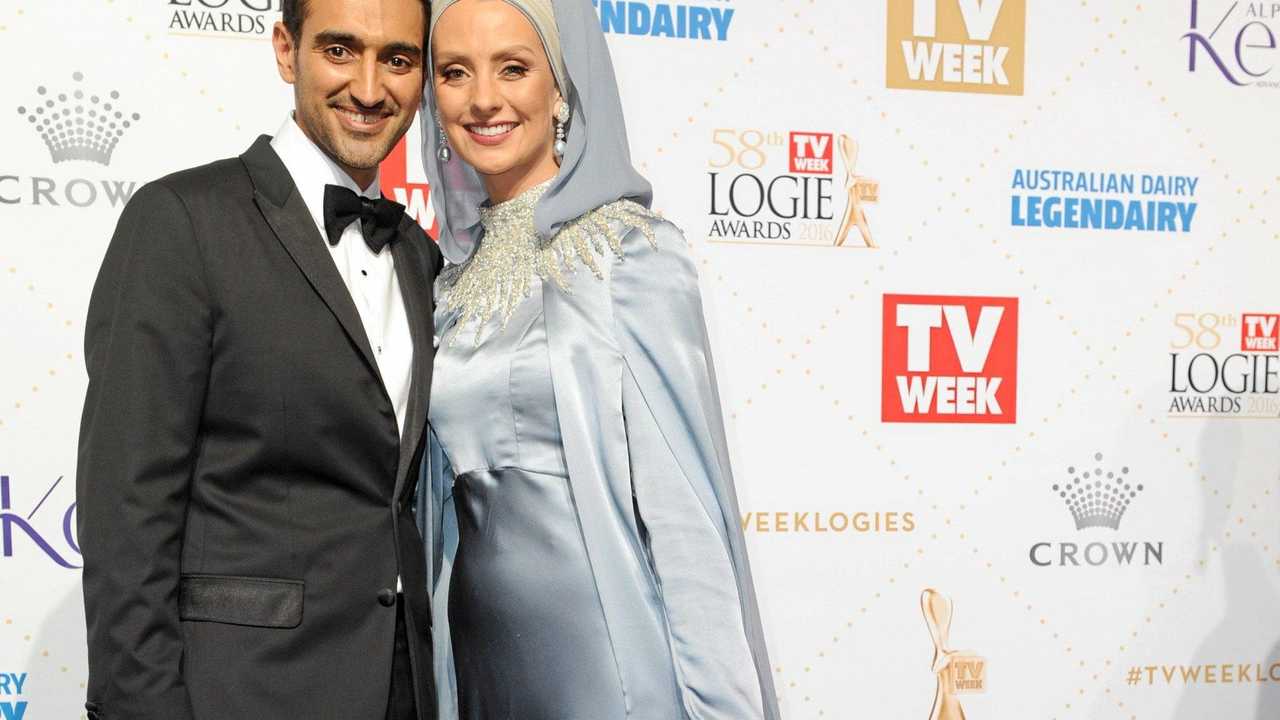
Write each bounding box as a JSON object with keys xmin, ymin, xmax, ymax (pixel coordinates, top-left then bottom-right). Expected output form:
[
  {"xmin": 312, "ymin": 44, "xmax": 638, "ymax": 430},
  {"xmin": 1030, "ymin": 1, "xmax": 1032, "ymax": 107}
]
[{"xmin": 2, "ymin": 1, "xmax": 1278, "ymax": 718}]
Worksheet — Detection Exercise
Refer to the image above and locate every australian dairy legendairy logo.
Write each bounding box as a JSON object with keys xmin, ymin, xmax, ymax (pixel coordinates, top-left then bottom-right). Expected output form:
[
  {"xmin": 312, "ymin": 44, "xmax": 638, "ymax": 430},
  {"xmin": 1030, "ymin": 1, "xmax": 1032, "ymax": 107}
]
[
  {"xmin": 1009, "ymin": 169, "xmax": 1200, "ymax": 233},
  {"xmin": 592, "ymin": 0, "xmax": 734, "ymax": 41},
  {"xmin": 0, "ymin": 672, "xmax": 28, "ymax": 720}
]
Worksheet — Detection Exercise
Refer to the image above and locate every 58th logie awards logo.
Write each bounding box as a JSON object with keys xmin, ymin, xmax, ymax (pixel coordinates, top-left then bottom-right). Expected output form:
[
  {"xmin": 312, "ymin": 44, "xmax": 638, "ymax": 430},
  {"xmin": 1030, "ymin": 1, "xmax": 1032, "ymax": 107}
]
[
  {"xmin": 164, "ymin": 0, "xmax": 281, "ymax": 39},
  {"xmin": 1167, "ymin": 311, "xmax": 1280, "ymax": 418},
  {"xmin": 706, "ymin": 129, "xmax": 879, "ymax": 247}
]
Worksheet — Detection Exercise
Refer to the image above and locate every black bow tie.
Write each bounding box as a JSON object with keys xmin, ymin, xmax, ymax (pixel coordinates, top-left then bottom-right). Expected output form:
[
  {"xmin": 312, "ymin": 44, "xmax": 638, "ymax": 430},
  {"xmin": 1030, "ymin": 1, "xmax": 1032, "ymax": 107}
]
[{"xmin": 322, "ymin": 184, "xmax": 405, "ymax": 254}]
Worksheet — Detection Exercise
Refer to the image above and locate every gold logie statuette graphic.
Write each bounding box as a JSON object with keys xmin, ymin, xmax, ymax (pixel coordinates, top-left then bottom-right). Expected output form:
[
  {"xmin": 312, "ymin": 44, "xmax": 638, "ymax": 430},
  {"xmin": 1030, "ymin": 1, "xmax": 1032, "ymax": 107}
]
[
  {"xmin": 922, "ymin": 589, "xmax": 986, "ymax": 720},
  {"xmin": 833, "ymin": 134, "xmax": 879, "ymax": 248}
]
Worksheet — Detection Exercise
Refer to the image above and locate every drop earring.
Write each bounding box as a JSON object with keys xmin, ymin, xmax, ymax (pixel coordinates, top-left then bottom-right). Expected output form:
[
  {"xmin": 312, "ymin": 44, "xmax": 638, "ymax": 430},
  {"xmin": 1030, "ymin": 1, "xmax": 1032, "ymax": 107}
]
[
  {"xmin": 436, "ymin": 114, "xmax": 451, "ymax": 163},
  {"xmin": 553, "ymin": 100, "xmax": 570, "ymax": 160}
]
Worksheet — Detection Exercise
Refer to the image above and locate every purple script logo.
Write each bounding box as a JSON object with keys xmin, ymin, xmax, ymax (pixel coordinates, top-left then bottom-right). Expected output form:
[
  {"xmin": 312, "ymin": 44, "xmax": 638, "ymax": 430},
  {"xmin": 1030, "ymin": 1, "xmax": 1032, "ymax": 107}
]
[
  {"xmin": 0, "ymin": 475, "xmax": 80, "ymax": 569},
  {"xmin": 1183, "ymin": 0, "xmax": 1278, "ymax": 86}
]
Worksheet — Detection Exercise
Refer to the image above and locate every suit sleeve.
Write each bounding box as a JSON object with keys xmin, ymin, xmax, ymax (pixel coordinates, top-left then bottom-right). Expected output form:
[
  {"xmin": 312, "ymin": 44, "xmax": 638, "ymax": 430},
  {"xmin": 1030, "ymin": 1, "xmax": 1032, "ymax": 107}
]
[
  {"xmin": 77, "ymin": 181, "xmax": 211, "ymax": 720},
  {"xmin": 427, "ymin": 230, "xmax": 446, "ymax": 277},
  {"xmin": 609, "ymin": 221, "xmax": 781, "ymax": 720}
]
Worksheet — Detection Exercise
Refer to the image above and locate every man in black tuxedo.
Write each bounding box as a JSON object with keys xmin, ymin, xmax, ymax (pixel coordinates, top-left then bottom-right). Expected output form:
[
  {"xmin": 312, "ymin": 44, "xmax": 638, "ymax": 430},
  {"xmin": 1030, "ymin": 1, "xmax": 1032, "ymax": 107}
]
[{"xmin": 76, "ymin": 1, "xmax": 439, "ymax": 718}]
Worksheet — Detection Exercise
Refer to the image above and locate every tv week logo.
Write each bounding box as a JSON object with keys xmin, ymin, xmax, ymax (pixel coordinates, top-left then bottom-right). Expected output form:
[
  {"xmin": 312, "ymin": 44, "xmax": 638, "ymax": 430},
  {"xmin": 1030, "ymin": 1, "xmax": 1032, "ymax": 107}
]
[
  {"xmin": 882, "ymin": 294, "xmax": 1019, "ymax": 423},
  {"xmin": 378, "ymin": 116, "xmax": 437, "ymax": 237},
  {"xmin": 886, "ymin": 0, "xmax": 1027, "ymax": 95},
  {"xmin": 1243, "ymin": 313, "xmax": 1280, "ymax": 352},
  {"xmin": 789, "ymin": 132, "xmax": 833, "ymax": 175}
]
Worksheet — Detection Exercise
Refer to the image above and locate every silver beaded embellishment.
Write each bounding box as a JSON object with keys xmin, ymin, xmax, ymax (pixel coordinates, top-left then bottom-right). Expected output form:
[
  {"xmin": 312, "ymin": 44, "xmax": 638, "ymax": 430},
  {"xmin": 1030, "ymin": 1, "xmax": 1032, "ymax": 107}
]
[{"xmin": 439, "ymin": 180, "xmax": 661, "ymax": 344}]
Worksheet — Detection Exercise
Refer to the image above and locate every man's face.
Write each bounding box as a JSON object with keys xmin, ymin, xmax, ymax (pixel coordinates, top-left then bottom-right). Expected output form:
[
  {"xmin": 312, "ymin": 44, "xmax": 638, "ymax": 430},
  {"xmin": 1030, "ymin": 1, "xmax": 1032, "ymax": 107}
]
[{"xmin": 272, "ymin": 0, "xmax": 426, "ymax": 188}]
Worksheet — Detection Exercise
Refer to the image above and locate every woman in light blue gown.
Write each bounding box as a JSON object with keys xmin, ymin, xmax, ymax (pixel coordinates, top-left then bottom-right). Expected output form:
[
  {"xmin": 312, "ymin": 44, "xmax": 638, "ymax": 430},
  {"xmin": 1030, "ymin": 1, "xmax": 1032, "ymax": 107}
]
[{"xmin": 415, "ymin": 1, "xmax": 780, "ymax": 718}]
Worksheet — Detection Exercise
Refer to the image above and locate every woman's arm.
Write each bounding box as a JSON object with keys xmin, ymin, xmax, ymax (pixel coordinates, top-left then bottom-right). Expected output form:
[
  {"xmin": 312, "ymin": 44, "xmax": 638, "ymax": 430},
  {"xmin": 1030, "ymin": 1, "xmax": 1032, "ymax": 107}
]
[{"xmin": 609, "ymin": 220, "xmax": 781, "ymax": 720}]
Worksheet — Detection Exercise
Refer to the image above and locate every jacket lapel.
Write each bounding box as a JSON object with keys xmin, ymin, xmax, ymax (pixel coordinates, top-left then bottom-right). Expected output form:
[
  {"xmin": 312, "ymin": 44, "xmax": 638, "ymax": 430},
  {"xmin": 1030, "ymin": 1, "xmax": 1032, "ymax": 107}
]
[
  {"xmin": 241, "ymin": 136, "xmax": 384, "ymax": 387},
  {"xmin": 391, "ymin": 218, "xmax": 433, "ymax": 491}
]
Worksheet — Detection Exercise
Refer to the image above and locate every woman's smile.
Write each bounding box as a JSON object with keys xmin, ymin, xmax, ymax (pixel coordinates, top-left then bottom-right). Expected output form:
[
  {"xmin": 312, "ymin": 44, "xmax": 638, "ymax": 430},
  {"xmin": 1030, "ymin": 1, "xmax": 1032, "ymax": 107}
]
[{"xmin": 466, "ymin": 121, "xmax": 518, "ymax": 145}]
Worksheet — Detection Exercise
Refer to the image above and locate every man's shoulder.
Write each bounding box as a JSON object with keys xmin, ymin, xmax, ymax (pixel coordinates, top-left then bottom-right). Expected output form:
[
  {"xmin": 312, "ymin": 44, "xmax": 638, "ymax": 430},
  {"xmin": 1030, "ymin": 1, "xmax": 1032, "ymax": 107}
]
[
  {"xmin": 151, "ymin": 154, "xmax": 250, "ymax": 202},
  {"xmin": 119, "ymin": 152, "xmax": 258, "ymax": 226}
]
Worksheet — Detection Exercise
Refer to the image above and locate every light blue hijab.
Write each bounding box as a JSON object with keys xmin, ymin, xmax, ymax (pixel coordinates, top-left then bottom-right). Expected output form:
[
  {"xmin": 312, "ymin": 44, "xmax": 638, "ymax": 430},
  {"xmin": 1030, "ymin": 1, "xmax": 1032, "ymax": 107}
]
[{"xmin": 421, "ymin": 0, "xmax": 653, "ymax": 265}]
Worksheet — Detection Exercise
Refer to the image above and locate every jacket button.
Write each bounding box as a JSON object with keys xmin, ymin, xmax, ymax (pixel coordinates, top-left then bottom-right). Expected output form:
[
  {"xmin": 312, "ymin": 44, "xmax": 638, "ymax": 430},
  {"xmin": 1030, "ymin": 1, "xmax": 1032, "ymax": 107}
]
[{"xmin": 378, "ymin": 588, "xmax": 396, "ymax": 607}]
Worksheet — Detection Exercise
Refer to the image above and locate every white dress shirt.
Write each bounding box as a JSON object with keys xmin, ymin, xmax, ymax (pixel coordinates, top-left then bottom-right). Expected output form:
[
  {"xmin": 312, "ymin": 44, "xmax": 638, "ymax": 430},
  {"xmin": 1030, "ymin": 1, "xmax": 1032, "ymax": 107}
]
[
  {"xmin": 270, "ymin": 116, "xmax": 413, "ymax": 437},
  {"xmin": 272, "ymin": 117, "xmax": 413, "ymax": 593}
]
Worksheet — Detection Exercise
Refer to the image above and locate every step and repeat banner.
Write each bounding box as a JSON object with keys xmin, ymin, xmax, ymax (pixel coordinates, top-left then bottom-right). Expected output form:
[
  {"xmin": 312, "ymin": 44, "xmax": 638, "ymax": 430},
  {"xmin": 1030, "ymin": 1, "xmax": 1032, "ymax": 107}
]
[{"xmin": 1, "ymin": 0, "xmax": 1278, "ymax": 718}]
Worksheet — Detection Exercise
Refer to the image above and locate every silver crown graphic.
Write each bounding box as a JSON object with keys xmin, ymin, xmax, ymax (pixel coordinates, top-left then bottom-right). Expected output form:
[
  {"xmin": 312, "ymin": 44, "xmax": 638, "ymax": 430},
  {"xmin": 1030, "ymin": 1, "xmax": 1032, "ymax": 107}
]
[
  {"xmin": 17, "ymin": 72, "xmax": 141, "ymax": 166},
  {"xmin": 1051, "ymin": 452, "xmax": 1143, "ymax": 531}
]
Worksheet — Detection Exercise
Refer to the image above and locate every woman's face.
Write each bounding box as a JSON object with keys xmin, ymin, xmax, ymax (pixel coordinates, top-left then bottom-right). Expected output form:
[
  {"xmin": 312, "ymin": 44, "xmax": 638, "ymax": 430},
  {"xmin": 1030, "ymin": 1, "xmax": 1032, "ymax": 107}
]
[{"xmin": 432, "ymin": 0, "xmax": 561, "ymax": 202}]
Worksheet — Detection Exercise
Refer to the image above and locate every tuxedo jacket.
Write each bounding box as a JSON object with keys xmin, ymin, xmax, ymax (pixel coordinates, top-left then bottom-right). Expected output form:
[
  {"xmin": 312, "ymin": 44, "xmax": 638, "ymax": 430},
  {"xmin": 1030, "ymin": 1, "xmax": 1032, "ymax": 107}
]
[{"xmin": 77, "ymin": 136, "xmax": 442, "ymax": 720}]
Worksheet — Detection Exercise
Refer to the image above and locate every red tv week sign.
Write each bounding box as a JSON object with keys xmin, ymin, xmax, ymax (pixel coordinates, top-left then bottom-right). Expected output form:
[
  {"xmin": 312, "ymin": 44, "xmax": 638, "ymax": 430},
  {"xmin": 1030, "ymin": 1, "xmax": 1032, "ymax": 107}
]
[
  {"xmin": 1242, "ymin": 313, "xmax": 1280, "ymax": 352},
  {"xmin": 882, "ymin": 294, "xmax": 1019, "ymax": 424},
  {"xmin": 379, "ymin": 117, "xmax": 438, "ymax": 238},
  {"xmin": 789, "ymin": 131, "xmax": 833, "ymax": 175}
]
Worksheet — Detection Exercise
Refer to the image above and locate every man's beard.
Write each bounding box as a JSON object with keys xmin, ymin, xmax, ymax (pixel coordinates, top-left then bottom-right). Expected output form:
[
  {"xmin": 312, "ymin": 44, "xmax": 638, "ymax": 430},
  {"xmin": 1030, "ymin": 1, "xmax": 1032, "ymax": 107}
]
[{"xmin": 300, "ymin": 98, "xmax": 407, "ymax": 173}]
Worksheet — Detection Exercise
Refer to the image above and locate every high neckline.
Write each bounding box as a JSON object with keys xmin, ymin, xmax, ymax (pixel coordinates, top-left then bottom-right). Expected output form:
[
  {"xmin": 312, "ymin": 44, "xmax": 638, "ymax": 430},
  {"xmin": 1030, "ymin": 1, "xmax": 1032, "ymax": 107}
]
[
  {"xmin": 438, "ymin": 188, "xmax": 661, "ymax": 346},
  {"xmin": 478, "ymin": 179, "xmax": 554, "ymax": 235}
]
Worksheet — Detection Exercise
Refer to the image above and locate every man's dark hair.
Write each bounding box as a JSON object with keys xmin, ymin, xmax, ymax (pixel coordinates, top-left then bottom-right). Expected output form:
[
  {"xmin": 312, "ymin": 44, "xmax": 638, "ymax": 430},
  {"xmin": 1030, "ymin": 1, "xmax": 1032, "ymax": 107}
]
[
  {"xmin": 281, "ymin": 0, "xmax": 431, "ymax": 42},
  {"xmin": 281, "ymin": 0, "xmax": 307, "ymax": 42}
]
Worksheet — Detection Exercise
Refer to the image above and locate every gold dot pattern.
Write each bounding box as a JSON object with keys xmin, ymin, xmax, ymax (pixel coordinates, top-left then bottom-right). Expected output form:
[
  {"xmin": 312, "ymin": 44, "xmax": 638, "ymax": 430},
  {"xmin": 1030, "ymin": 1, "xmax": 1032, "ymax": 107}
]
[
  {"xmin": 666, "ymin": 0, "xmax": 1278, "ymax": 717},
  {"xmin": 0, "ymin": 260, "xmax": 83, "ymax": 430},
  {"xmin": 0, "ymin": 611, "xmax": 88, "ymax": 717},
  {"xmin": 2, "ymin": 5, "xmax": 247, "ymax": 713},
  {"xmin": 1, "ymin": 0, "xmax": 1275, "ymax": 717}
]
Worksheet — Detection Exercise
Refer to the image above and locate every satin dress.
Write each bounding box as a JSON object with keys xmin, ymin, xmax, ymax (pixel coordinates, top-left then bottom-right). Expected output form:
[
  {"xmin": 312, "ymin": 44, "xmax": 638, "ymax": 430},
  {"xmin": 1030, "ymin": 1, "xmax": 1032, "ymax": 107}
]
[
  {"xmin": 422, "ymin": 185, "xmax": 773, "ymax": 720},
  {"xmin": 428, "ymin": 271, "xmax": 685, "ymax": 719}
]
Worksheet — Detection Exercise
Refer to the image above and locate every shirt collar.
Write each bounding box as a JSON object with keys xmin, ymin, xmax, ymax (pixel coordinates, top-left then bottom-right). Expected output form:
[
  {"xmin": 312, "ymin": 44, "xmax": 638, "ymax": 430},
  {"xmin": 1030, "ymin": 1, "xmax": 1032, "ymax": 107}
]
[{"xmin": 270, "ymin": 114, "xmax": 381, "ymax": 235}]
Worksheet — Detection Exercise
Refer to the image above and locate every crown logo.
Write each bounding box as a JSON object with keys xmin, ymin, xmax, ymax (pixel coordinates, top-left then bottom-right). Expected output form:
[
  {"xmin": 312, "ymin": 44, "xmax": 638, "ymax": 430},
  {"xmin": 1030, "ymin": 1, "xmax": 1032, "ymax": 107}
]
[
  {"xmin": 17, "ymin": 72, "xmax": 141, "ymax": 166},
  {"xmin": 1051, "ymin": 452, "xmax": 1143, "ymax": 531}
]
